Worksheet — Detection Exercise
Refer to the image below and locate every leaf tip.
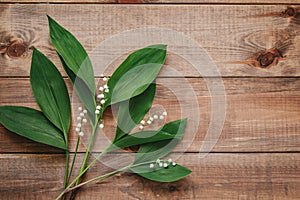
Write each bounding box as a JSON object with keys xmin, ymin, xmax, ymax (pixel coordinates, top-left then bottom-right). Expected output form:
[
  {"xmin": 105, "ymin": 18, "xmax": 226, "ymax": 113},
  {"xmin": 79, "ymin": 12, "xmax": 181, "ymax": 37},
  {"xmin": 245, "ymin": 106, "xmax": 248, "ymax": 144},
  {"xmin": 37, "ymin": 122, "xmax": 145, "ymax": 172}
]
[
  {"xmin": 46, "ymin": 15, "xmax": 54, "ymax": 23},
  {"xmin": 47, "ymin": 15, "xmax": 58, "ymax": 36},
  {"xmin": 32, "ymin": 47, "xmax": 38, "ymax": 55},
  {"xmin": 186, "ymin": 168, "xmax": 192, "ymax": 174},
  {"xmin": 31, "ymin": 48, "xmax": 43, "ymax": 64},
  {"xmin": 147, "ymin": 44, "xmax": 167, "ymax": 50}
]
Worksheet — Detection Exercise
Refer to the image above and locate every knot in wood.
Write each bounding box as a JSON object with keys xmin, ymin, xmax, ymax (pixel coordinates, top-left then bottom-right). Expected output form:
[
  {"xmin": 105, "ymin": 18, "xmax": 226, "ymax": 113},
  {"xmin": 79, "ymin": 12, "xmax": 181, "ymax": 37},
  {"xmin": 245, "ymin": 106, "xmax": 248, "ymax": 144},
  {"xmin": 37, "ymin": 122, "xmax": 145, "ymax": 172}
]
[
  {"xmin": 284, "ymin": 7, "xmax": 297, "ymax": 18},
  {"xmin": 258, "ymin": 52, "xmax": 275, "ymax": 68},
  {"xmin": 7, "ymin": 41, "xmax": 26, "ymax": 58}
]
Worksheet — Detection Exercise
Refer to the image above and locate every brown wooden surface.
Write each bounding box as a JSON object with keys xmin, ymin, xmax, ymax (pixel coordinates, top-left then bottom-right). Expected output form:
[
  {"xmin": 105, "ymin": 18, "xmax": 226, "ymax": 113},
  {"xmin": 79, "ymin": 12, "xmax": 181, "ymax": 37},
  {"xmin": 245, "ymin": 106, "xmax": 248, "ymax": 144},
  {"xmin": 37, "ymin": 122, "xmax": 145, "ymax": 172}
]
[
  {"xmin": 0, "ymin": 2, "xmax": 299, "ymax": 200},
  {"xmin": 117, "ymin": 0, "xmax": 300, "ymax": 4},
  {"xmin": 1, "ymin": 153, "xmax": 300, "ymax": 199},
  {"xmin": 0, "ymin": 0, "xmax": 299, "ymax": 4},
  {"xmin": 0, "ymin": 0, "xmax": 116, "ymax": 2},
  {"xmin": 1, "ymin": 5, "xmax": 300, "ymax": 77},
  {"xmin": 1, "ymin": 78, "xmax": 300, "ymax": 153}
]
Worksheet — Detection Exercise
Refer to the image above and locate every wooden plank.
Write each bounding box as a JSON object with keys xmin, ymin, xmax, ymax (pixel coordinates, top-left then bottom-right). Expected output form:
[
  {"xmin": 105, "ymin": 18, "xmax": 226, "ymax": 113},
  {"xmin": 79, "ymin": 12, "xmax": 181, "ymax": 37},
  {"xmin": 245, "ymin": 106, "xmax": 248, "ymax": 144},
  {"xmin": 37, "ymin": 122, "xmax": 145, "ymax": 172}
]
[
  {"xmin": 0, "ymin": 5, "xmax": 299, "ymax": 77},
  {"xmin": 0, "ymin": 0, "xmax": 298, "ymax": 4},
  {"xmin": 0, "ymin": 153, "xmax": 299, "ymax": 199},
  {"xmin": 1, "ymin": 77, "xmax": 299, "ymax": 153},
  {"xmin": 0, "ymin": 0, "xmax": 116, "ymax": 2},
  {"xmin": 119, "ymin": 0, "xmax": 300, "ymax": 4}
]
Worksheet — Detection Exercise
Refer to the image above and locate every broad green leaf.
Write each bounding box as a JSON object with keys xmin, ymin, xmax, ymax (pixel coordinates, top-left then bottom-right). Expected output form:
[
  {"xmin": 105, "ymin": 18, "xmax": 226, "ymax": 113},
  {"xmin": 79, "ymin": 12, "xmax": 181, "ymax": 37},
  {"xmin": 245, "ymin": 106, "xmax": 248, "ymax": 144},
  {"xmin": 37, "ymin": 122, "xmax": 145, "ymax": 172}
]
[
  {"xmin": 30, "ymin": 48, "xmax": 70, "ymax": 138},
  {"xmin": 130, "ymin": 163, "xmax": 191, "ymax": 182},
  {"xmin": 105, "ymin": 44, "xmax": 166, "ymax": 107},
  {"xmin": 114, "ymin": 83, "xmax": 156, "ymax": 141},
  {"xmin": 108, "ymin": 130, "xmax": 177, "ymax": 152},
  {"xmin": 133, "ymin": 118, "xmax": 187, "ymax": 164},
  {"xmin": 48, "ymin": 16, "xmax": 95, "ymax": 95},
  {"xmin": 0, "ymin": 106, "xmax": 67, "ymax": 150},
  {"xmin": 58, "ymin": 54, "xmax": 96, "ymax": 123}
]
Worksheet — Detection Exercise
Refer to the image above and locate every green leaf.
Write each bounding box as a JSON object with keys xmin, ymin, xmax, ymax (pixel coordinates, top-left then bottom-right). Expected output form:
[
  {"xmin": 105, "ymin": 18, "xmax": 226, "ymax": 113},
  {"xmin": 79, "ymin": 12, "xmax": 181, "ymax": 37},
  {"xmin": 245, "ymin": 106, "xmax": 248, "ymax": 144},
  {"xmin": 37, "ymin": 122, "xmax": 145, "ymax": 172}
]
[
  {"xmin": 129, "ymin": 119, "xmax": 190, "ymax": 183},
  {"xmin": 108, "ymin": 130, "xmax": 177, "ymax": 152},
  {"xmin": 48, "ymin": 16, "xmax": 95, "ymax": 95},
  {"xmin": 58, "ymin": 54, "xmax": 96, "ymax": 123},
  {"xmin": 114, "ymin": 83, "xmax": 156, "ymax": 141},
  {"xmin": 130, "ymin": 163, "xmax": 191, "ymax": 182},
  {"xmin": 133, "ymin": 118, "xmax": 187, "ymax": 164},
  {"xmin": 0, "ymin": 106, "xmax": 67, "ymax": 150},
  {"xmin": 105, "ymin": 44, "xmax": 166, "ymax": 107},
  {"xmin": 30, "ymin": 48, "xmax": 70, "ymax": 138}
]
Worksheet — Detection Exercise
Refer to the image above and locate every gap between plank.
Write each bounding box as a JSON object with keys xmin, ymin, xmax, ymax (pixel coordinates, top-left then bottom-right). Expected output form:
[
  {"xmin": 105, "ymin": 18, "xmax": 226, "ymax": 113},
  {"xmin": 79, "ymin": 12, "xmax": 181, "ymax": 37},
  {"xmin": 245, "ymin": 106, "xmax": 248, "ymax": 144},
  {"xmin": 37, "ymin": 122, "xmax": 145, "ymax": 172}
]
[
  {"xmin": 1, "ymin": 76, "xmax": 300, "ymax": 78},
  {"xmin": 1, "ymin": 151, "xmax": 300, "ymax": 154},
  {"xmin": 0, "ymin": 2, "xmax": 299, "ymax": 5}
]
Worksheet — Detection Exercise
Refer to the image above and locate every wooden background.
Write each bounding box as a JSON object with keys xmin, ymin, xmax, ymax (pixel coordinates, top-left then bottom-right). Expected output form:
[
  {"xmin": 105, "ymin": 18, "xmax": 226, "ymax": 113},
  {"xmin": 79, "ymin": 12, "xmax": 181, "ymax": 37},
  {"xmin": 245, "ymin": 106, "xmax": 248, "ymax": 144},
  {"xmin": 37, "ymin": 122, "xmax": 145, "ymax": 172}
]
[{"xmin": 0, "ymin": 0, "xmax": 300, "ymax": 199}]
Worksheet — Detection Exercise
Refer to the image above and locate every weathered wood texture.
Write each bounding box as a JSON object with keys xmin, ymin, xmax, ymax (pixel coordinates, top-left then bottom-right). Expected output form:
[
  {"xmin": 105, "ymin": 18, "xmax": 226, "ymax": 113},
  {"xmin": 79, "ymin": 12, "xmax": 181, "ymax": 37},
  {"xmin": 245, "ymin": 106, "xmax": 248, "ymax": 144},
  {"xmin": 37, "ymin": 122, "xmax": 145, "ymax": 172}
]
[
  {"xmin": 0, "ymin": 3, "xmax": 299, "ymax": 200},
  {"xmin": 0, "ymin": 0, "xmax": 116, "ymax": 2},
  {"xmin": 1, "ymin": 78, "xmax": 300, "ymax": 153},
  {"xmin": 1, "ymin": 153, "xmax": 300, "ymax": 199},
  {"xmin": 0, "ymin": 0, "xmax": 299, "ymax": 4},
  {"xmin": 1, "ymin": 5, "xmax": 300, "ymax": 77},
  {"xmin": 119, "ymin": 0, "xmax": 300, "ymax": 4}
]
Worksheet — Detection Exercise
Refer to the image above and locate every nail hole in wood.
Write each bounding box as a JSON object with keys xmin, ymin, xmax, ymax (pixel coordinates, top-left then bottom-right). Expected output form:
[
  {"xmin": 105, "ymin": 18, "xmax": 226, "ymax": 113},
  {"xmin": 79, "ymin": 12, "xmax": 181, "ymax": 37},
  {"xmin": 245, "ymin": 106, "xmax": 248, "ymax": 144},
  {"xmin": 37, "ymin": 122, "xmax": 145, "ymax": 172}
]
[{"xmin": 168, "ymin": 185, "xmax": 178, "ymax": 192}]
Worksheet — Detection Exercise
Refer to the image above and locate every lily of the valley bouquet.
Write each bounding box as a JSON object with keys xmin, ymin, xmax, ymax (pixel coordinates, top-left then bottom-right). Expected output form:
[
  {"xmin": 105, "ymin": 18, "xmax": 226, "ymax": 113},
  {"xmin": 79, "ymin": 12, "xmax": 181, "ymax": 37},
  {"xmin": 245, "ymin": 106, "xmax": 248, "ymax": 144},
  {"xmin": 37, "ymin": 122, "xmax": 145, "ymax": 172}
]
[{"xmin": 0, "ymin": 16, "xmax": 191, "ymax": 199}]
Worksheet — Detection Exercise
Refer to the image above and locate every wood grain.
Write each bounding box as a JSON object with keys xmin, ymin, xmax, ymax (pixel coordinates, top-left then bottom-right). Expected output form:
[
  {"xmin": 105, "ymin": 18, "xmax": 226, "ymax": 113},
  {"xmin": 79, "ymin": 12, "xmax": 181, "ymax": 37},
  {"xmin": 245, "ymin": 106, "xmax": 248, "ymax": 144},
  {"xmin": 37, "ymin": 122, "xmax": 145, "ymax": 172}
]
[
  {"xmin": 0, "ymin": 0, "xmax": 116, "ymax": 2},
  {"xmin": 1, "ymin": 78, "xmax": 299, "ymax": 153},
  {"xmin": 0, "ymin": 5, "xmax": 299, "ymax": 77},
  {"xmin": 0, "ymin": 153, "xmax": 299, "ymax": 199},
  {"xmin": 118, "ymin": 0, "xmax": 300, "ymax": 4},
  {"xmin": 0, "ymin": 2, "xmax": 299, "ymax": 199},
  {"xmin": 0, "ymin": 0, "xmax": 298, "ymax": 4}
]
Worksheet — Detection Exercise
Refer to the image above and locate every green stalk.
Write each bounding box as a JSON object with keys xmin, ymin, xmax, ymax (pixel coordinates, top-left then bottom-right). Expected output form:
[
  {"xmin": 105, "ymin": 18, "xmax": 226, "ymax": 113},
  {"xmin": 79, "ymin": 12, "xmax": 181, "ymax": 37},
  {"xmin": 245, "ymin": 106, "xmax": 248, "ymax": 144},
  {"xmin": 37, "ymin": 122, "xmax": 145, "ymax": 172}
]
[
  {"xmin": 61, "ymin": 160, "xmax": 155, "ymax": 195},
  {"xmin": 62, "ymin": 121, "xmax": 70, "ymax": 200},
  {"xmin": 75, "ymin": 124, "xmax": 97, "ymax": 185},
  {"xmin": 55, "ymin": 147, "xmax": 110, "ymax": 200},
  {"xmin": 63, "ymin": 150, "xmax": 69, "ymax": 189},
  {"xmin": 56, "ymin": 155, "xmax": 155, "ymax": 200},
  {"xmin": 75, "ymin": 109, "xmax": 103, "ymax": 185},
  {"xmin": 67, "ymin": 136, "xmax": 81, "ymax": 183},
  {"xmin": 65, "ymin": 165, "xmax": 130, "ymax": 193},
  {"xmin": 57, "ymin": 109, "xmax": 108, "ymax": 199}
]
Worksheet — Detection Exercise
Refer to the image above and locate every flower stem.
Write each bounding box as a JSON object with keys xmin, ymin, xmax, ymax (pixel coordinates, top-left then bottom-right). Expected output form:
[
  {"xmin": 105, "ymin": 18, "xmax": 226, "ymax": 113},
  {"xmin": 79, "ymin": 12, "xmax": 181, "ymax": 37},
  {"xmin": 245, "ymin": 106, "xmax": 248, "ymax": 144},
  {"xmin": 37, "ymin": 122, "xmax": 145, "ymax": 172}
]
[
  {"xmin": 60, "ymin": 160, "xmax": 155, "ymax": 197},
  {"xmin": 75, "ymin": 124, "xmax": 97, "ymax": 185},
  {"xmin": 65, "ymin": 165, "xmax": 130, "ymax": 193},
  {"xmin": 67, "ymin": 136, "xmax": 80, "ymax": 183},
  {"xmin": 75, "ymin": 110, "xmax": 103, "ymax": 185},
  {"xmin": 55, "ymin": 146, "xmax": 110, "ymax": 200},
  {"xmin": 63, "ymin": 150, "xmax": 70, "ymax": 189}
]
